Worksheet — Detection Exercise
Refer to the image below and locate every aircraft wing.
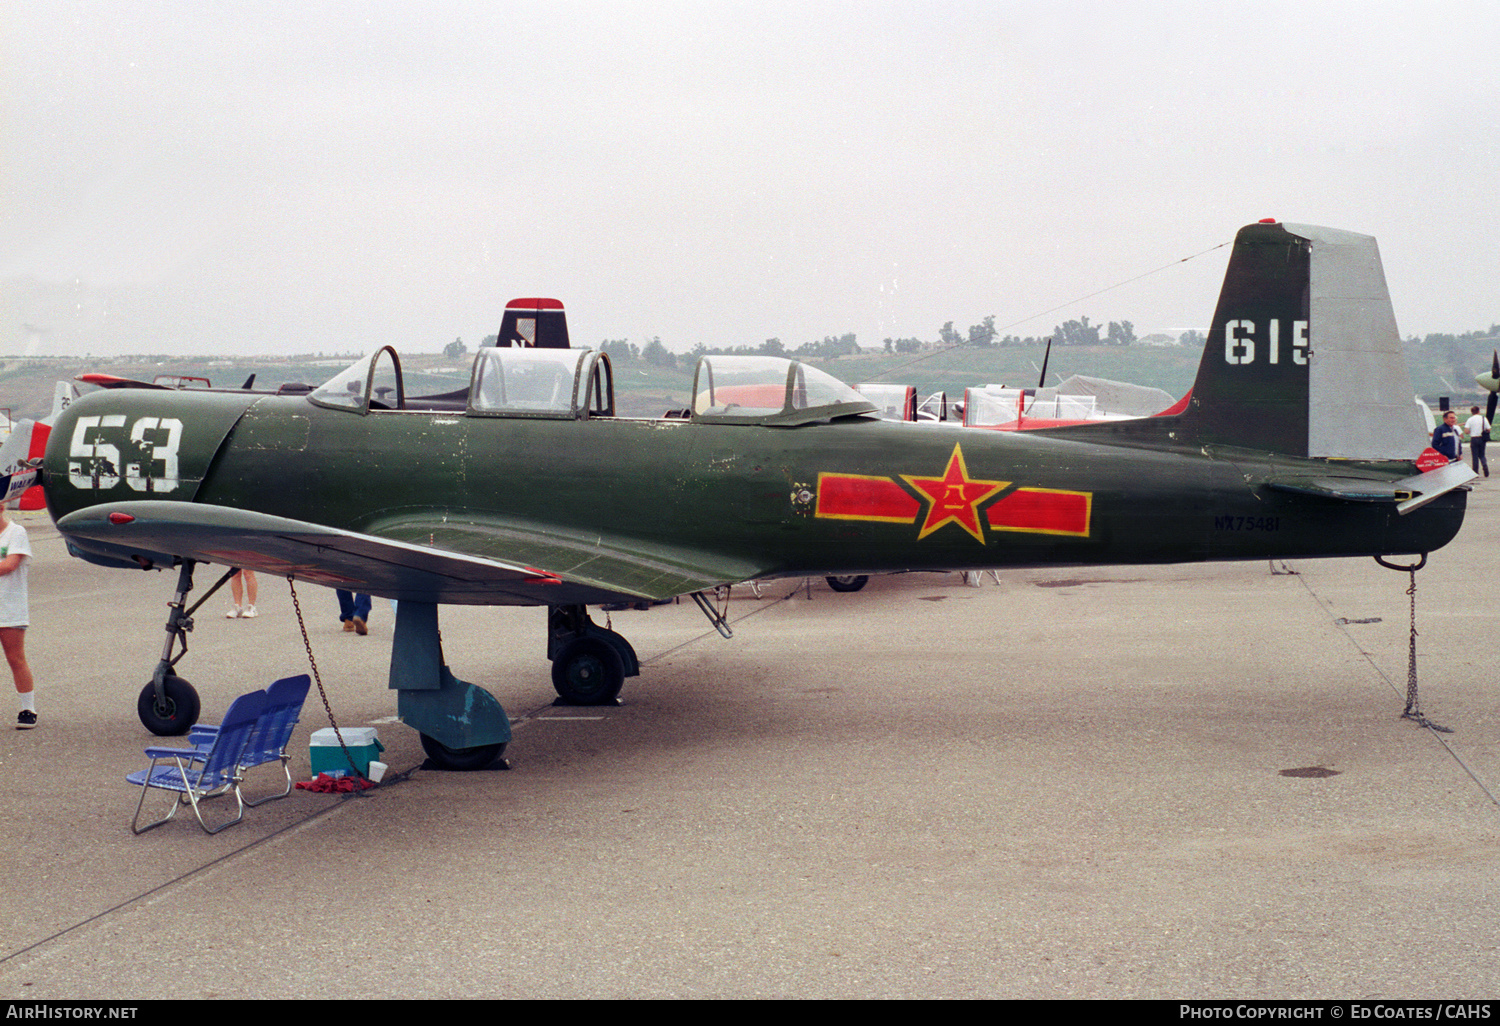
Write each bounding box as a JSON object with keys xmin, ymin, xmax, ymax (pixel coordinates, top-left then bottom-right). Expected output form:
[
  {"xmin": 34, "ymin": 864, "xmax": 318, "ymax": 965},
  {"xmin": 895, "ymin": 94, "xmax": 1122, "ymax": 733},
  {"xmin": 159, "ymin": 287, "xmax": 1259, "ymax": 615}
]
[
  {"xmin": 54, "ymin": 501, "xmax": 759, "ymax": 606},
  {"xmin": 360, "ymin": 512, "xmax": 763, "ymax": 602}
]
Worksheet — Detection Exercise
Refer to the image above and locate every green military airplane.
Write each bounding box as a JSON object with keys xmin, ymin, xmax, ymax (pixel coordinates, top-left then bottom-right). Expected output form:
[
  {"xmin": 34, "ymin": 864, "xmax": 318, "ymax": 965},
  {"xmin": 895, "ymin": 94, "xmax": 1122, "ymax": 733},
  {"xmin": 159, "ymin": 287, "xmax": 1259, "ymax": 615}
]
[{"xmin": 41, "ymin": 220, "xmax": 1475, "ymax": 770}]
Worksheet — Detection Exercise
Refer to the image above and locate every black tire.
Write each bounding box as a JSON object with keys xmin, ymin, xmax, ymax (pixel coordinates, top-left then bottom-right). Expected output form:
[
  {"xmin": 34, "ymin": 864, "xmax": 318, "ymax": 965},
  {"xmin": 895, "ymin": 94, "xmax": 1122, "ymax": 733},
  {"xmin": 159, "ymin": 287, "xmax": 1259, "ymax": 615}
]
[
  {"xmin": 551, "ymin": 636, "xmax": 625, "ymax": 705},
  {"xmin": 420, "ymin": 734, "xmax": 506, "ymax": 771},
  {"xmin": 825, "ymin": 575, "xmax": 869, "ymax": 593},
  {"xmin": 137, "ymin": 674, "xmax": 201, "ymax": 736}
]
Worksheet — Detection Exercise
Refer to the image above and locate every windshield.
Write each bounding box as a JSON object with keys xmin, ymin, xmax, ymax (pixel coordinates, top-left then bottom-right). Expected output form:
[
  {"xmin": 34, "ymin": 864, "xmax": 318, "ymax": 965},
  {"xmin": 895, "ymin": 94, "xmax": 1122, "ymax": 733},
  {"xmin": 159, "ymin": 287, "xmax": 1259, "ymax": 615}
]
[
  {"xmin": 308, "ymin": 349, "xmax": 404, "ymax": 413},
  {"xmin": 964, "ymin": 387, "xmax": 1099, "ymax": 426},
  {"xmin": 472, "ymin": 348, "xmax": 578, "ymax": 414},
  {"xmin": 855, "ymin": 383, "xmax": 915, "ymax": 422},
  {"xmin": 692, "ymin": 356, "xmax": 875, "ymax": 425}
]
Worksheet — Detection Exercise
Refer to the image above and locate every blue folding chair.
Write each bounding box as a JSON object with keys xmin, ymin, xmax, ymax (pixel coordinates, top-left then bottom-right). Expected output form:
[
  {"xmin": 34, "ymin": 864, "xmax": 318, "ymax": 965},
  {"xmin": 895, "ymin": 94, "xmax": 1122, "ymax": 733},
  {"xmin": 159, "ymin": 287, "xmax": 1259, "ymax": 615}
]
[
  {"xmin": 128, "ymin": 690, "xmax": 266, "ymax": 835},
  {"xmin": 189, "ymin": 674, "xmax": 312, "ymax": 807}
]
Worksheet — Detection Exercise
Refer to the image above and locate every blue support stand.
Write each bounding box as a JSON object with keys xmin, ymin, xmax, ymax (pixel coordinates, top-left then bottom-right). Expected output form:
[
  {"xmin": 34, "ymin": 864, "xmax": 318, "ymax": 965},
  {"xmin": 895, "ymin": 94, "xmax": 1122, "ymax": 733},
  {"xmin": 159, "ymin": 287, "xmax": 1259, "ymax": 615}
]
[{"xmin": 389, "ymin": 601, "xmax": 511, "ymax": 751}]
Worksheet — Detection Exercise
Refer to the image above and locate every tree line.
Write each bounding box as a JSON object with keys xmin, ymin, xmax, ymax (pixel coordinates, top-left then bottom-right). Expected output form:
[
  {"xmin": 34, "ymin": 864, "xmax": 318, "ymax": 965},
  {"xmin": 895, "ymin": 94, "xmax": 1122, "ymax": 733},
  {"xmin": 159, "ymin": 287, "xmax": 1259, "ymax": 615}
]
[
  {"xmin": 592, "ymin": 315, "xmax": 1142, "ymax": 367},
  {"xmin": 447, "ymin": 321, "xmax": 1499, "ymax": 367}
]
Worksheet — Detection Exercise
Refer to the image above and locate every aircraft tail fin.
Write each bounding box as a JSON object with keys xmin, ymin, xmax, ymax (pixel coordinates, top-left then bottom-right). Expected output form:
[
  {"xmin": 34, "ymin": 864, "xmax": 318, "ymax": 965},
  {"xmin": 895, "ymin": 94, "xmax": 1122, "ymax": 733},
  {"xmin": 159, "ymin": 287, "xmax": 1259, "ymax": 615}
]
[
  {"xmin": 50, "ymin": 380, "xmax": 81, "ymax": 421},
  {"xmin": 1169, "ymin": 220, "xmax": 1424, "ymax": 460},
  {"xmin": 494, "ymin": 298, "xmax": 571, "ymax": 349}
]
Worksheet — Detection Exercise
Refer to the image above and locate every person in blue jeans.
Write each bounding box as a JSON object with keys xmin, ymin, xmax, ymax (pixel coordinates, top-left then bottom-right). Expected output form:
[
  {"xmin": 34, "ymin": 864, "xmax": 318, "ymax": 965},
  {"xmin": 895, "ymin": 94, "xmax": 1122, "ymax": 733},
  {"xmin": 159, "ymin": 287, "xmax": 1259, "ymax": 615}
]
[{"xmin": 337, "ymin": 590, "xmax": 372, "ymax": 635}]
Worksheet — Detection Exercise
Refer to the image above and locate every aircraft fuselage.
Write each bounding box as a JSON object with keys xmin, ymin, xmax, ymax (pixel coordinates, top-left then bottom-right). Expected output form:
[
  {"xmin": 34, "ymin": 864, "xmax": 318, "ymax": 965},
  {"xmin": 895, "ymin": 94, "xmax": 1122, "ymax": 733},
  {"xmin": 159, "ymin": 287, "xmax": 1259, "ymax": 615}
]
[{"xmin": 44, "ymin": 387, "xmax": 1464, "ymax": 605}]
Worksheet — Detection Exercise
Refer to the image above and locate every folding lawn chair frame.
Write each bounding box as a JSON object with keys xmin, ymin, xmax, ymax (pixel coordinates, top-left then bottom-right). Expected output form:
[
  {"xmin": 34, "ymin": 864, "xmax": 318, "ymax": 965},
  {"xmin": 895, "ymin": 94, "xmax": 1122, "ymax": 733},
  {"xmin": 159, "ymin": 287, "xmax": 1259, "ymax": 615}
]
[
  {"xmin": 127, "ymin": 690, "xmax": 266, "ymax": 835},
  {"xmin": 189, "ymin": 674, "xmax": 312, "ymax": 807}
]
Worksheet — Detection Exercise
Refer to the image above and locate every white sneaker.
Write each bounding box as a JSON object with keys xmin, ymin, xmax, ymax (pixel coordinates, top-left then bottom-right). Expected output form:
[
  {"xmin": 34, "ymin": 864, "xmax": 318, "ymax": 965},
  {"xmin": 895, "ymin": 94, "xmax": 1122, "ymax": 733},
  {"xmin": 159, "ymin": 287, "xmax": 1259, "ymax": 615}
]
[
  {"xmin": 225, "ymin": 606, "xmax": 241, "ymax": 618},
  {"xmin": 240, "ymin": 605, "xmax": 258, "ymax": 619}
]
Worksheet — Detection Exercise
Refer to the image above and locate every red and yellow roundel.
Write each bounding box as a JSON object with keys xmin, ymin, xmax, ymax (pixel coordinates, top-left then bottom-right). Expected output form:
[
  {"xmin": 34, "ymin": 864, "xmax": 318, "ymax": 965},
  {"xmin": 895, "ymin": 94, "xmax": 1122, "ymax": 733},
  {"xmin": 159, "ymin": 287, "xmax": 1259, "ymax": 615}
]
[{"xmin": 814, "ymin": 443, "xmax": 1091, "ymax": 543}]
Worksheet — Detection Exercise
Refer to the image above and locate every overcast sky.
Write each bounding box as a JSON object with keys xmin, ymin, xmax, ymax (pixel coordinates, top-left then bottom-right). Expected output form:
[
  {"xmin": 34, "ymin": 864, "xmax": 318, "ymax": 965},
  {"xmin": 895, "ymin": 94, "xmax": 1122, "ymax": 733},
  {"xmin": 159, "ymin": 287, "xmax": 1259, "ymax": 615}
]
[{"xmin": 3, "ymin": 1, "xmax": 1497, "ymax": 357}]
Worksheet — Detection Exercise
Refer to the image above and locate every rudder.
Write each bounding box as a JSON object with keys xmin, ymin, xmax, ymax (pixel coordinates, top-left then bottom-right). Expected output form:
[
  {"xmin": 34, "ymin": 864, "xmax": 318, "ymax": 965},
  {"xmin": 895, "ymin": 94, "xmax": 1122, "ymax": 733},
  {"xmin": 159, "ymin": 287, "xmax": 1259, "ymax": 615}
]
[{"xmin": 1175, "ymin": 221, "xmax": 1423, "ymax": 460}]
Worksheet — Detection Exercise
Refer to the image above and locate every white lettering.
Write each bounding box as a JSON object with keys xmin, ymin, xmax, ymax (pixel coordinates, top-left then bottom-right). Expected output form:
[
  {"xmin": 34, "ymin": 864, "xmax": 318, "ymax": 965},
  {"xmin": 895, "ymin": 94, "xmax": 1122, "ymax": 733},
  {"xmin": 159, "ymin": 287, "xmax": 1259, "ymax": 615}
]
[
  {"xmin": 69, "ymin": 415, "xmax": 182, "ymax": 492},
  {"xmin": 1225, "ymin": 320, "xmax": 1255, "ymax": 364},
  {"xmin": 1292, "ymin": 320, "xmax": 1309, "ymax": 365},
  {"xmin": 125, "ymin": 417, "xmax": 182, "ymax": 493},
  {"xmin": 68, "ymin": 415, "xmax": 124, "ymax": 489},
  {"xmin": 1223, "ymin": 319, "xmax": 1310, "ymax": 368}
]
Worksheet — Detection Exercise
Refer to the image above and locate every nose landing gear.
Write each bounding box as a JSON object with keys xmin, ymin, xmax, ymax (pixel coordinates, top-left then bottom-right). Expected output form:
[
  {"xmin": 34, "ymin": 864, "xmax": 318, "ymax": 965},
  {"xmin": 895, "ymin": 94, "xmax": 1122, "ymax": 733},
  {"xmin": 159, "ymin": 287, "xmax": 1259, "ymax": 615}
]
[{"xmin": 139, "ymin": 559, "xmax": 241, "ymax": 735}]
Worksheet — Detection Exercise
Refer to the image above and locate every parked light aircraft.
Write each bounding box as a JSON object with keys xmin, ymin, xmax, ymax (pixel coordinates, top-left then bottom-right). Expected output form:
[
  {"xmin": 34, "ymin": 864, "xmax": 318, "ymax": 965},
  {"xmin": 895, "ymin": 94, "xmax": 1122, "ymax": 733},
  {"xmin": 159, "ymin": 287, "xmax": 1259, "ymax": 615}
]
[
  {"xmin": 1475, "ymin": 351, "xmax": 1500, "ymax": 423},
  {"xmin": 40, "ymin": 221, "xmax": 1474, "ymax": 769}
]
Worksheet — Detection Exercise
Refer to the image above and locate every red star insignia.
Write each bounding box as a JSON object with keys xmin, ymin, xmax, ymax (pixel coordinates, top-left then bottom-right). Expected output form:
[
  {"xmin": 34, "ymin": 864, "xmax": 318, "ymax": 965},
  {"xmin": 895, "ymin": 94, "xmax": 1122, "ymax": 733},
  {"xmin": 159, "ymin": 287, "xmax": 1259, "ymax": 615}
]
[{"xmin": 901, "ymin": 444, "xmax": 1009, "ymax": 543}]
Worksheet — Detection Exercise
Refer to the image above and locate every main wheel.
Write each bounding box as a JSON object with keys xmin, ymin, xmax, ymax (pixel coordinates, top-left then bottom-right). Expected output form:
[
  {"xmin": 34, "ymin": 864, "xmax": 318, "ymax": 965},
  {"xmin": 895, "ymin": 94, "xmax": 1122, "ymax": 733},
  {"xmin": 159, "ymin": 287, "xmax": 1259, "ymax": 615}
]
[
  {"xmin": 826, "ymin": 575, "xmax": 869, "ymax": 593},
  {"xmin": 551, "ymin": 636, "xmax": 625, "ymax": 705},
  {"xmin": 137, "ymin": 674, "xmax": 201, "ymax": 736},
  {"xmin": 420, "ymin": 734, "xmax": 506, "ymax": 771}
]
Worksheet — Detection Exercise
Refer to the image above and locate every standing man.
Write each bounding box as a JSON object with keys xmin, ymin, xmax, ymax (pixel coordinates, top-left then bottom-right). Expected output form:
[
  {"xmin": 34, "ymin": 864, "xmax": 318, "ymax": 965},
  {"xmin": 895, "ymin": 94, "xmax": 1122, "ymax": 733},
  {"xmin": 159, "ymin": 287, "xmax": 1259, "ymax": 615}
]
[
  {"xmin": 337, "ymin": 589, "xmax": 371, "ymax": 635},
  {"xmin": 0, "ymin": 502, "xmax": 36, "ymax": 728},
  {"xmin": 1432, "ymin": 410, "xmax": 1463, "ymax": 462},
  {"xmin": 1464, "ymin": 405, "xmax": 1490, "ymax": 477}
]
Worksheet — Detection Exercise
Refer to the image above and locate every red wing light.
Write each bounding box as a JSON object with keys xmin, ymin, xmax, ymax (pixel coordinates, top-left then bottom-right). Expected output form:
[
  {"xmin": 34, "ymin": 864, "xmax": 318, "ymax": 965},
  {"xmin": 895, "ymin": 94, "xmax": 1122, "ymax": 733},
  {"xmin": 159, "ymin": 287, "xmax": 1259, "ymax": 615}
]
[{"xmin": 108, "ymin": 512, "xmax": 135, "ymax": 525}]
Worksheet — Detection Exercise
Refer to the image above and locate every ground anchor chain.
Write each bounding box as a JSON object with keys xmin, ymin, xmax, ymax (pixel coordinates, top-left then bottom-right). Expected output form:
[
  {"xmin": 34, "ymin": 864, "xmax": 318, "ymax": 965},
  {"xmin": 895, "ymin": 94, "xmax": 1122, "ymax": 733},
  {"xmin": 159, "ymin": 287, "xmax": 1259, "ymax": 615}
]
[
  {"xmin": 1373, "ymin": 554, "xmax": 1452, "ymax": 734},
  {"xmin": 287, "ymin": 578, "xmax": 372, "ymax": 780}
]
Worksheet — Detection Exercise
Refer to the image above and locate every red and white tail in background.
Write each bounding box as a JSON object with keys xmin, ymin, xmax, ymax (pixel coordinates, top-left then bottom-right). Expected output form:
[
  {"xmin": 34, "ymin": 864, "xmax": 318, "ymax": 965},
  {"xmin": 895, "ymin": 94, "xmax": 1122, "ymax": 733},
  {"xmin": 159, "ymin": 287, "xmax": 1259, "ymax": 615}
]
[{"xmin": 12, "ymin": 380, "xmax": 82, "ymax": 510}]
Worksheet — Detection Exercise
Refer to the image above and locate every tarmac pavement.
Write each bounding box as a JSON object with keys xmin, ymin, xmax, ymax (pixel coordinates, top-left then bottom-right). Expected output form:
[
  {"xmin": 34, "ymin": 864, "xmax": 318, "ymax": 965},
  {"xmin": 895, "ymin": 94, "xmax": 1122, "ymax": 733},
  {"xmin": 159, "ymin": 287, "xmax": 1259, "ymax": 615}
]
[{"xmin": 0, "ymin": 488, "xmax": 1497, "ymax": 999}]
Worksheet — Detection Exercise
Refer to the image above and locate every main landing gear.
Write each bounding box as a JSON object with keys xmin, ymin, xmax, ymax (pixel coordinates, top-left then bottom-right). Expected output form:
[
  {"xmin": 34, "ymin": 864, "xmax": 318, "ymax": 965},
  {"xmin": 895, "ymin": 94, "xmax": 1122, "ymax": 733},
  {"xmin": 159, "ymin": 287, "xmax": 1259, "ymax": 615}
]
[
  {"xmin": 547, "ymin": 604, "xmax": 639, "ymax": 705},
  {"xmin": 391, "ymin": 601, "xmax": 512, "ymax": 771},
  {"xmin": 134, "ymin": 570, "xmax": 642, "ymax": 769},
  {"xmin": 825, "ymin": 574, "xmax": 868, "ymax": 593},
  {"xmin": 399, "ymin": 603, "xmax": 639, "ymax": 769}
]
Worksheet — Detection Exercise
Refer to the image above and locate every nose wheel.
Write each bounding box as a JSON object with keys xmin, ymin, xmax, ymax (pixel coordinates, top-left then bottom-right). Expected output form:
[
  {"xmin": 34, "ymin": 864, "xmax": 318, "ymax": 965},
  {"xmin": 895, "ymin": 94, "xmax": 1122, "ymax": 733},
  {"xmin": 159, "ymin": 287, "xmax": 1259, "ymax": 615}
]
[
  {"xmin": 137, "ymin": 558, "xmax": 239, "ymax": 734},
  {"xmin": 137, "ymin": 673, "xmax": 201, "ymax": 736}
]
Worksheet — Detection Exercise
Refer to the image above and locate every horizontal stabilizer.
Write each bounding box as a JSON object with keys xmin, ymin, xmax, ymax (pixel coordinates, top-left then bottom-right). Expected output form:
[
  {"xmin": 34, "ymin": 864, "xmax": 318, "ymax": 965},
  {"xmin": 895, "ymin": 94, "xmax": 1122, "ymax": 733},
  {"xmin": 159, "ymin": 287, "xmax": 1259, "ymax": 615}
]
[
  {"xmin": 1267, "ymin": 459, "xmax": 1476, "ymax": 514},
  {"xmin": 1266, "ymin": 477, "xmax": 1416, "ymax": 502},
  {"xmin": 1391, "ymin": 459, "xmax": 1478, "ymax": 514}
]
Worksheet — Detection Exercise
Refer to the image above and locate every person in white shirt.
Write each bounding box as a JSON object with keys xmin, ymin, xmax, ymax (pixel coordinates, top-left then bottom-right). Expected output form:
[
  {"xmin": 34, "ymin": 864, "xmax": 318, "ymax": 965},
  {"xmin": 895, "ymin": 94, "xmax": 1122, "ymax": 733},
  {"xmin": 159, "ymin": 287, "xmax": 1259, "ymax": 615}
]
[
  {"xmin": 0, "ymin": 503, "xmax": 36, "ymax": 729},
  {"xmin": 1464, "ymin": 406, "xmax": 1490, "ymax": 477}
]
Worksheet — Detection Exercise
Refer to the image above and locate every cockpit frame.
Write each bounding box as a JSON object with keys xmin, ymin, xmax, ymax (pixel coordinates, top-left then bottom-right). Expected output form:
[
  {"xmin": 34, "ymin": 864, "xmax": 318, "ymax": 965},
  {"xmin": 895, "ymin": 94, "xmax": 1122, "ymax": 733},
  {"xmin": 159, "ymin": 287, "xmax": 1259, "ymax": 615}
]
[{"xmin": 309, "ymin": 347, "xmax": 616, "ymax": 421}]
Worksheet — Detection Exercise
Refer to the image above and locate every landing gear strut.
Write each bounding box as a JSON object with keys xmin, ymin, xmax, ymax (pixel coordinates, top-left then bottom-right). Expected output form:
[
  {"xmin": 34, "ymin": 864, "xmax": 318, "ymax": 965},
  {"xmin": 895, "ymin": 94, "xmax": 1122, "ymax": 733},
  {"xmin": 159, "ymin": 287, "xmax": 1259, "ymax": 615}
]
[
  {"xmin": 138, "ymin": 559, "xmax": 239, "ymax": 735},
  {"xmin": 547, "ymin": 604, "xmax": 639, "ymax": 705},
  {"xmin": 390, "ymin": 601, "xmax": 512, "ymax": 771}
]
